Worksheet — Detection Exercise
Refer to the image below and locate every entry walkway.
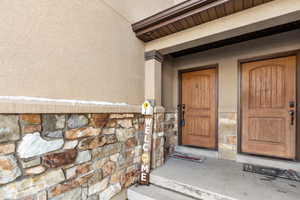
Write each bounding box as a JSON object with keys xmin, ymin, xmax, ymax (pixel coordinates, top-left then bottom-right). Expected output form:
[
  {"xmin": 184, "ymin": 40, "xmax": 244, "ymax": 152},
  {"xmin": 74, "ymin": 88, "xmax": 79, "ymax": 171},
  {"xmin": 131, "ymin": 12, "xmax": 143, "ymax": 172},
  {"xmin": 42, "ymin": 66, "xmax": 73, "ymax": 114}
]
[{"xmin": 128, "ymin": 157, "xmax": 300, "ymax": 200}]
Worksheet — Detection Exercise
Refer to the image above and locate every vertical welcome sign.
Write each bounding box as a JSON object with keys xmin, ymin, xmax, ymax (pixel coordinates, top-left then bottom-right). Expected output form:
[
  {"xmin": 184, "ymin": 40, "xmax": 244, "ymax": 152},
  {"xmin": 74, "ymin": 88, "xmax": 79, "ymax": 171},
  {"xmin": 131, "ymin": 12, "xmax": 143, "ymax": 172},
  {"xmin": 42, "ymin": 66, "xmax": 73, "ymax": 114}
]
[{"xmin": 140, "ymin": 100, "xmax": 154, "ymax": 185}]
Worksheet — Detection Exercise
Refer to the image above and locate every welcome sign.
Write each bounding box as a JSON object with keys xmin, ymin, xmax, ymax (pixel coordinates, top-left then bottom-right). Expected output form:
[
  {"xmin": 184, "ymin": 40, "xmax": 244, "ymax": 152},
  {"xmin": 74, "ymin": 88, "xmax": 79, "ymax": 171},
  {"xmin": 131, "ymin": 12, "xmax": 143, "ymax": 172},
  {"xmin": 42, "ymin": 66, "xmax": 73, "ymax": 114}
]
[{"xmin": 140, "ymin": 101, "xmax": 154, "ymax": 185}]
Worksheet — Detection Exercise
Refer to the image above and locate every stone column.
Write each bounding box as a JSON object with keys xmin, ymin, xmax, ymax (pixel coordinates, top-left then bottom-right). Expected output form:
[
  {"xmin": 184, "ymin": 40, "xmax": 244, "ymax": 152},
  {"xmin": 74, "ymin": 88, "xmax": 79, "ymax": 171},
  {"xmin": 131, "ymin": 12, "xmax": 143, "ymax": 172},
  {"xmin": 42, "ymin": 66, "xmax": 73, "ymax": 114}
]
[{"xmin": 144, "ymin": 50, "xmax": 163, "ymax": 106}]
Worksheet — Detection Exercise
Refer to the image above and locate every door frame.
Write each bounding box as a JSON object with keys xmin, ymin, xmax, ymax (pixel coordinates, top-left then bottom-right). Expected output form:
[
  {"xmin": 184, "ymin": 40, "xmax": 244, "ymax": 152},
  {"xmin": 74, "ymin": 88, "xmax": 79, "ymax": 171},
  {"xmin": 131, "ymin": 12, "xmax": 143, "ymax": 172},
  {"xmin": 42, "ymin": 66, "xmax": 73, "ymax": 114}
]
[
  {"xmin": 237, "ymin": 50, "xmax": 300, "ymax": 161},
  {"xmin": 178, "ymin": 64, "xmax": 219, "ymax": 150}
]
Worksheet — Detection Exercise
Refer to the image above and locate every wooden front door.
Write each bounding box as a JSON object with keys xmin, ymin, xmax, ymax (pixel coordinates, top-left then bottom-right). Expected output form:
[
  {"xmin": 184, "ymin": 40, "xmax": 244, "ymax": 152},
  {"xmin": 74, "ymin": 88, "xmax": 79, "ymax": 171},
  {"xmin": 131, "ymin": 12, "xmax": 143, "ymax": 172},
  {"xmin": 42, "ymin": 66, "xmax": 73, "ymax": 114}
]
[
  {"xmin": 241, "ymin": 56, "xmax": 297, "ymax": 159},
  {"xmin": 181, "ymin": 68, "xmax": 217, "ymax": 149}
]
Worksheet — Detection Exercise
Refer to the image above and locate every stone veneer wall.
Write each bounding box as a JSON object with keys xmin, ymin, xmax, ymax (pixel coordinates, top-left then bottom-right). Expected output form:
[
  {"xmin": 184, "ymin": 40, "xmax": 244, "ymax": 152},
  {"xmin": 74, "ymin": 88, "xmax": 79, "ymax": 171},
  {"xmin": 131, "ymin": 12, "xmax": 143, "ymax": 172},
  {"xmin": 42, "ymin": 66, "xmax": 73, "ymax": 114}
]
[
  {"xmin": 163, "ymin": 112, "xmax": 178, "ymax": 155},
  {"xmin": 218, "ymin": 112, "xmax": 238, "ymax": 160},
  {"xmin": 0, "ymin": 112, "xmax": 170, "ymax": 200}
]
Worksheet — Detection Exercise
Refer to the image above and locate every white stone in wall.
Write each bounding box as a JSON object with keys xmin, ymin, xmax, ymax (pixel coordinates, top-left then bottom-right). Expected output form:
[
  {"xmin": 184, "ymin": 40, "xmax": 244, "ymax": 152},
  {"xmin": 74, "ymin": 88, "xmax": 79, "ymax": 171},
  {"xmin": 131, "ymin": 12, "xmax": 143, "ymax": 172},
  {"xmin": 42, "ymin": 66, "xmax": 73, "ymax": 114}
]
[
  {"xmin": 21, "ymin": 157, "xmax": 41, "ymax": 168},
  {"xmin": 36, "ymin": 191, "xmax": 47, "ymax": 200},
  {"xmin": 99, "ymin": 183, "xmax": 121, "ymax": 200},
  {"xmin": 67, "ymin": 115, "xmax": 89, "ymax": 129},
  {"xmin": 88, "ymin": 177, "xmax": 109, "ymax": 195},
  {"xmin": 115, "ymin": 128, "xmax": 135, "ymax": 142},
  {"xmin": 49, "ymin": 187, "xmax": 81, "ymax": 200},
  {"xmin": 63, "ymin": 140, "xmax": 79, "ymax": 149},
  {"xmin": 0, "ymin": 115, "xmax": 20, "ymax": 142},
  {"xmin": 102, "ymin": 128, "xmax": 115, "ymax": 135},
  {"xmin": 25, "ymin": 165, "xmax": 46, "ymax": 175},
  {"xmin": 75, "ymin": 150, "xmax": 91, "ymax": 164},
  {"xmin": 0, "ymin": 169, "xmax": 65, "ymax": 199},
  {"xmin": 0, "ymin": 154, "xmax": 22, "ymax": 184},
  {"xmin": 82, "ymin": 185, "xmax": 88, "ymax": 200},
  {"xmin": 117, "ymin": 119, "xmax": 133, "ymax": 128},
  {"xmin": 110, "ymin": 153, "xmax": 120, "ymax": 162},
  {"xmin": 17, "ymin": 132, "xmax": 64, "ymax": 159}
]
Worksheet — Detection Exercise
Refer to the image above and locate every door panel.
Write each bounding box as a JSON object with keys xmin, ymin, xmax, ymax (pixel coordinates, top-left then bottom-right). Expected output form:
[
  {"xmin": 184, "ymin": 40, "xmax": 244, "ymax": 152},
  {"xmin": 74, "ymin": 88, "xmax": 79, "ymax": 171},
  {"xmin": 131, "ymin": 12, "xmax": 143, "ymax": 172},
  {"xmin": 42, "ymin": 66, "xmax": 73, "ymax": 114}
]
[
  {"xmin": 241, "ymin": 56, "xmax": 296, "ymax": 159},
  {"xmin": 181, "ymin": 68, "xmax": 217, "ymax": 149}
]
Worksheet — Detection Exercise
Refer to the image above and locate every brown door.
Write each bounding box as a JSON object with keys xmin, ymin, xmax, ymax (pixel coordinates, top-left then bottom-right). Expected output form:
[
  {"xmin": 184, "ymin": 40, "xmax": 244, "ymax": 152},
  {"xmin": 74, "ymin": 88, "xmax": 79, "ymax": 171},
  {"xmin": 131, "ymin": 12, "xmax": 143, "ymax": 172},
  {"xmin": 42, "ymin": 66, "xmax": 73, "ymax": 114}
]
[
  {"xmin": 241, "ymin": 56, "xmax": 296, "ymax": 159},
  {"xmin": 181, "ymin": 68, "xmax": 217, "ymax": 149}
]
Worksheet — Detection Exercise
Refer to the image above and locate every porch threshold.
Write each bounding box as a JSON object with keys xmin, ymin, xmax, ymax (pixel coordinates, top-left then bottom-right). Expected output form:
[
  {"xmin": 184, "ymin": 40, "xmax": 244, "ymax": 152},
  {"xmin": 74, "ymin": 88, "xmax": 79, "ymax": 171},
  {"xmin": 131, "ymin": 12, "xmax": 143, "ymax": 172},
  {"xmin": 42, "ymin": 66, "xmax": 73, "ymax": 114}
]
[
  {"xmin": 236, "ymin": 154, "xmax": 300, "ymax": 172},
  {"xmin": 175, "ymin": 145, "xmax": 218, "ymax": 159},
  {"xmin": 145, "ymin": 158, "xmax": 300, "ymax": 200}
]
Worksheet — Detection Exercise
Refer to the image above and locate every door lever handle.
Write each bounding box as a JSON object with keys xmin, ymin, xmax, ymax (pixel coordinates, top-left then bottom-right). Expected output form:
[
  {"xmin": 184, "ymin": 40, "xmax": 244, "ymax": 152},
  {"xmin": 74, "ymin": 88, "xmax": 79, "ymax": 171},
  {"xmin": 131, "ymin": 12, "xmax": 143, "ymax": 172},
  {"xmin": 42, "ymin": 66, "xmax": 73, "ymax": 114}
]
[
  {"xmin": 289, "ymin": 110, "xmax": 295, "ymax": 126},
  {"xmin": 181, "ymin": 104, "xmax": 185, "ymax": 127},
  {"xmin": 177, "ymin": 104, "xmax": 186, "ymax": 127}
]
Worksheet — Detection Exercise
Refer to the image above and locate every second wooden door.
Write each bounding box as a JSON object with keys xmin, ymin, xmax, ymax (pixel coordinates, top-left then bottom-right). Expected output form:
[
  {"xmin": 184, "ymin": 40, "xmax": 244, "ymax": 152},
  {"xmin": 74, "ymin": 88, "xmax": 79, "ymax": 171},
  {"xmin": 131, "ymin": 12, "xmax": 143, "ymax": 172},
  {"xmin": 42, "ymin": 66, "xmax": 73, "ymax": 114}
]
[{"xmin": 241, "ymin": 56, "xmax": 296, "ymax": 159}]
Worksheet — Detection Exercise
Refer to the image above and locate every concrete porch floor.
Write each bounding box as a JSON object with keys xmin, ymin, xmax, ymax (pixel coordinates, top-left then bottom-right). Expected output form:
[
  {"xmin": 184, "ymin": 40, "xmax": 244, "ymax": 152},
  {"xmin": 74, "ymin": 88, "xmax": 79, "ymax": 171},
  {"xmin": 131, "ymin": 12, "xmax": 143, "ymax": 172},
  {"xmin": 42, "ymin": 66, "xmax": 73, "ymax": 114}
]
[{"xmin": 129, "ymin": 157, "xmax": 300, "ymax": 200}]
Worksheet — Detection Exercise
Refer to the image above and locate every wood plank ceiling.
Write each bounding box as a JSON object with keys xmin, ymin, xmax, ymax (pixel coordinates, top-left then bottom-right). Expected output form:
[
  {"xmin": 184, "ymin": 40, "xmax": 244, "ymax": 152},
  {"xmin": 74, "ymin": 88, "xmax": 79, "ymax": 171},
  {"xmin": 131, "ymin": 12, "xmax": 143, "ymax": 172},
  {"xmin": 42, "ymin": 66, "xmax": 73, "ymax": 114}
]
[{"xmin": 132, "ymin": 0, "xmax": 275, "ymax": 42}]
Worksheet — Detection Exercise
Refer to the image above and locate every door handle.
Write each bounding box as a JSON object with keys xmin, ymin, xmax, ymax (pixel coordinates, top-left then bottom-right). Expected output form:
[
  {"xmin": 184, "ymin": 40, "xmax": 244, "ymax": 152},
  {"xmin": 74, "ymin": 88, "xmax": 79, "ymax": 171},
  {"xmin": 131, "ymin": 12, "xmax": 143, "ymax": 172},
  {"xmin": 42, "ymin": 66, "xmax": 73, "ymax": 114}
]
[
  {"xmin": 177, "ymin": 104, "xmax": 186, "ymax": 127},
  {"xmin": 289, "ymin": 110, "xmax": 295, "ymax": 126}
]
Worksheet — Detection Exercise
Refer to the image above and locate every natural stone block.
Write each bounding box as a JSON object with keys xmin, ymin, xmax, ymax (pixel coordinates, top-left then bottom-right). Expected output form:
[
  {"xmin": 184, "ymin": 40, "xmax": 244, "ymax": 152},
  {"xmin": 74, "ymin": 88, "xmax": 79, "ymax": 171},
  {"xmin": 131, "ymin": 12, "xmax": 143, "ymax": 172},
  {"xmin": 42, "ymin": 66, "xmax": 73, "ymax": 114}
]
[
  {"xmin": 25, "ymin": 165, "xmax": 46, "ymax": 175},
  {"xmin": 106, "ymin": 134, "xmax": 117, "ymax": 144},
  {"xmin": 20, "ymin": 114, "xmax": 41, "ymax": 125},
  {"xmin": 219, "ymin": 112, "xmax": 237, "ymax": 134},
  {"xmin": 124, "ymin": 170, "xmax": 138, "ymax": 187},
  {"xmin": 99, "ymin": 183, "xmax": 121, "ymax": 200},
  {"xmin": 88, "ymin": 178, "xmax": 109, "ymax": 196},
  {"xmin": 125, "ymin": 137, "xmax": 137, "ymax": 149},
  {"xmin": 78, "ymin": 136, "xmax": 107, "ymax": 150},
  {"xmin": 0, "ymin": 154, "xmax": 22, "ymax": 184},
  {"xmin": 49, "ymin": 187, "xmax": 81, "ymax": 200},
  {"xmin": 44, "ymin": 130, "xmax": 63, "ymax": 138},
  {"xmin": 218, "ymin": 148, "xmax": 237, "ymax": 161},
  {"xmin": 65, "ymin": 127, "xmax": 101, "ymax": 140},
  {"xmin": 109, "ymin": 114, "xmax": 134, "ymax": 119},
  {"xmin": 87, "ymin": 195, "xmax": 99, "ymax": 200},
  {"xmin": 17, "ymin": 132, "xmax": 64, "ymax": 159},
  {"xmin": 92, "ymin": 143, "xmax": 122, "ymax": 160},
  {"xmin": 90, "ymin": 114, "xmax": 109, "ymax": 128},
  {"xmin": 21, "ymin": 157, "xmax": 41, "ymax": 168},
  {"xmin": 43, "ymin": 149, "xmax": 77, "ymax": 168},
  {"xmin": 67, "ymin": 115, "xmax": 89, "ymax": 129},
  {"xmin": 19, "ymin": 195, "xmax": 35, "ymax": 200},
  {"xmin": 63, "ymin": 140, "xmax": 79, "ymax": 149},
  {"xmin": 22, "ymin": 125, "xmax": 42, "ymax": 134},
  {"xmin": 102, "ymin": 160, "xmax": 116, "ymax": 177},
  {"xmin": 110, "ymin": 153, "xmax": 120, "ymax": 162},
  {"xmin": 117, "ymin": 119, "xmax": 133, "ymax": 129},
  {"xmin": 42, "ymin": 115, "xmax": 66, "ymax": 132},
  {"xmin": 0, "ymin": 115, "xmax": 20, "ymax": 142},
  {"xmin": 110, "ymin": 169, "xmax": 125, "ymax": 185},
  {"xmin": 116, "ymin": 128, "xmax": 135, "ymax": 142},
  {"xmin": 0, "ymin": 169, "xmax": 65, "ymax": 199},
  {"xmin": 93, "ymin": 157, "xmax": 109, "ymax": 171},
  {"xmin": 102, "ymin": 128, "xmax": 115, "ymax": 135},
  {"xmin": 65, "ymin": 163, "xmax": 92, "ymax": 179},
  {"xmin": 82, "ymin": 185, "xmax": 88, "ymax": 200},
  {"xmin": 0, "ymin": 143, "xmax": 15, "ymax": 155},
  {"xmin": 36, "ymin": 191, "xmax": 47, "ymax": 200},
  {"xmin": 105, "ymin": 120, "xmax": 117, "ymax": 128},
  {"xmin": 49, "ymin": 179, "xmax": 82, "ymax": 198},
  {"xmin": 88, "ymin": 170, "xmax": 103, "ymax": 185},
  {"xmin": 227, "ymin": 135, "xmax": 237, "ymax": 145},
  {"xmin": 75, "ymin": 150, "xmax": 91, "ymax": 164}
]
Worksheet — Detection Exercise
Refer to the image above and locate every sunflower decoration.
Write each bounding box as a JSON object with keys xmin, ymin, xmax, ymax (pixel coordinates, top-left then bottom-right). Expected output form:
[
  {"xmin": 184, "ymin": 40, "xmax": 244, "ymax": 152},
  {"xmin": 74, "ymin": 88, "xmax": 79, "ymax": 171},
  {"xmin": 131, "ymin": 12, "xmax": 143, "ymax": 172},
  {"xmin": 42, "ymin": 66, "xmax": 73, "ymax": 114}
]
[{"xmin": 143, "ymin": 102, "xmax": 149, "ymax": 110}]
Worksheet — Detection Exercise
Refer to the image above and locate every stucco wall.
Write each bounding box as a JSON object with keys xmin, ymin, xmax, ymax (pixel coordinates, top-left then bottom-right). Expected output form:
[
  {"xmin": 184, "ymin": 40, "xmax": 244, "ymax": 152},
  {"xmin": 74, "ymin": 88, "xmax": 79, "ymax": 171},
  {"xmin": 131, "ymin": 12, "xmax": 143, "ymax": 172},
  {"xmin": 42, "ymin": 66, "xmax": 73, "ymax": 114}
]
[
  {"xmin": 0, "ymin": 0, "xmax": 174, "ymax": 107},
  {"xmin": 162, "ymin": 29, "xmax": 300, "ymax": 112},
  {"xmin": 102, "ymin": 0, "xmax": 175, "ymax": 23}
]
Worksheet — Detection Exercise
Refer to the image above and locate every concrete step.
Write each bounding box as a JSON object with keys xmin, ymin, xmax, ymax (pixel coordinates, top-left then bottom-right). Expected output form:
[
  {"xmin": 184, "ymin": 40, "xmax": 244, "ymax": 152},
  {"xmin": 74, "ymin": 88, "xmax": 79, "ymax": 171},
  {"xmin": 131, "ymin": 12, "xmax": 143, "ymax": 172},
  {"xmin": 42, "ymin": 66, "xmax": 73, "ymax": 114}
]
[
  {"xmin": 148, "ymin": 158, "xmax": 300, "ymax": 200},
  {"xmin": 150, "ymin": 174, "xmax": 235, "ymax": 200},
  {"xmin": 127, "ymin": 184, "xmax": 196, "ymax": 200},
  {"xmin": 175, "ymin": 145, "xmax": 218, "ymax": 159}
]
